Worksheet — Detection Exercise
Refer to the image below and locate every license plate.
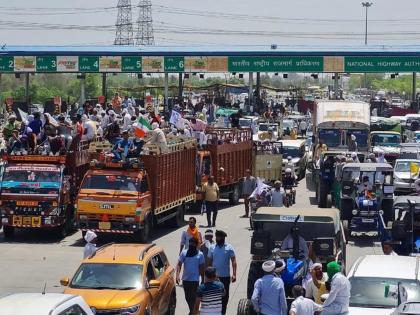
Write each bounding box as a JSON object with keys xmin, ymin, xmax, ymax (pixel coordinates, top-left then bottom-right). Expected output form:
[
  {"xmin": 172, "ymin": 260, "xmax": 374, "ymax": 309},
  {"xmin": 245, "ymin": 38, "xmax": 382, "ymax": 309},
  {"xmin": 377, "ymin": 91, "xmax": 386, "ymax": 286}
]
[
  {"xmin": 32, "ymin": 216, "xmax": 41, "ymax": 227},
  {"xmin": 22, "ymin": 216, "xmax": 32, "ymax": 225},
  {"xmin": 13, "ymin": 215, "xmax": 22, "ymax": 226},
  {"xmin": 17, "ymin": 201, "xmax": 38, "ymax": 206},
  {"xmin": 362, "ymin": 218, "xmax": 374, "ymax": 223},
  {"xmin": 99, "ymin": 221, "xmax": 111, "ymax": 230}
]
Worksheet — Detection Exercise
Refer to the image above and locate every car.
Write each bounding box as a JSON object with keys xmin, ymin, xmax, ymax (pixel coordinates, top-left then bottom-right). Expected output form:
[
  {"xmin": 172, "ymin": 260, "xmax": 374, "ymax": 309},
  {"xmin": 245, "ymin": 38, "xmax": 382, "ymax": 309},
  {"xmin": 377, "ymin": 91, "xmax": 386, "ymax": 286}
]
[
  {"xmin": 61, "ymin": 243, "xmax": 176, "ymax": 315},
  {"xmin": 254, "ymin": 122, "xmax": 281, "ymax": 142},
  {"xmin": 348, "ymin": 255, "xmax": 420, "ymax": 314},
  {"xmin": 280, "ymin": 139, "xmax": 308, "ymax": 179},
  {"xmin": 399, "ymin": 145, "xmax": 420, "ymax": 161},
  {"xmin": 394, "ymin": 159, "xmax": 420, "ymax": 193},
  {"xmin": 391, "ymin": 301, "xmax": 420, "ymax": 314},
  {"xmin": 0, "ymin": 293, "xmax": 94, "ymax": 315}
]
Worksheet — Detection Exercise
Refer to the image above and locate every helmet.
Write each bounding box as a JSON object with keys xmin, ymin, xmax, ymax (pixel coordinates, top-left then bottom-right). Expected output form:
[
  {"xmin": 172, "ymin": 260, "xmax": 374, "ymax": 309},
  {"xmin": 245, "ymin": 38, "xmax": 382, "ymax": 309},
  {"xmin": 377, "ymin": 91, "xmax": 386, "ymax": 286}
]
[
  {"xmin": 287, "ymin": 156, "xmax": 292, "ymax": 161},
  {"xmin": 285, "ymin": 168, "xmax": 292, "ymax": 174}
]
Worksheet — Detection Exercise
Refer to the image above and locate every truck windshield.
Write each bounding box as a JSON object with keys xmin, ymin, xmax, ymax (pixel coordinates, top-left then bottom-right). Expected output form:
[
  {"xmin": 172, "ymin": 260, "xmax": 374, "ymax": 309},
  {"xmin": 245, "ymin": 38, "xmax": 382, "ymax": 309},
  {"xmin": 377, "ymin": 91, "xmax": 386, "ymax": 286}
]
[
  {"xmin": 351, "ymin": 130, "xmax": 369, "ymax": 148},
  {"xmin": 2, "ymin": 166, "xmax": 61, "ymax": 189},
  {"xmin": 319, "ymin": 129, "xmax": 341, "ymax": 147},
  {"xmin": 371, "ymin": 134, "xmax": 401, "ymax": 147},
  {"xmin": 282, "ymin": 146, "xmax": 301, "ymax": 158},
  {"xmin": 259, "ymin": 124, "xmax": 278, "ymax": 132},
  {"xmin": 81, "ymin": 175, "xmax": 139, "ymax": 192},
  {"xmin": 349, "ymin": 277, "xmax": 420, "ymax": 309}
]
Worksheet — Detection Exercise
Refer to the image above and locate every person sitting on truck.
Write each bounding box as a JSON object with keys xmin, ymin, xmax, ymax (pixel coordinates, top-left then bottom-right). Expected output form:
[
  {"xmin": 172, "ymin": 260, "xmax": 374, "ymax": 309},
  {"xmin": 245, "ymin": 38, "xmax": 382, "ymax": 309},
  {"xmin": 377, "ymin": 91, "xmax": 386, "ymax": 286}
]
[
  {"xmin": 148, "ymin": 122, "xmax": 168, "ymax": 153},
  {"xmin": 281, "ymin": 226, "xmax": 309, "ymax": 260},
  {"xmin": 112, "ymin": 130, "xmax": 135, "ymax": 162},
  {"xmin": 81, "ymin": 115, "xmax": 96, "ymax": 142},
  {"xmin": 18, "ymin": 120, "xmax": 32, "ymax": 152},
  {"xmin": 7, "ymin": 130, "xmax": 22, "ymax": 154},
  {"xmin": 190, "ymin": 117, "xmax": 208, "ymax": 148},
  {"xmin": 348, "ymin": 134, "xmax": 358, "ymax": 152},
  {"xmin": 57, "ymin": 115, "xmax": 73, "ymax": 151},
  {"xmin": 229, "ymin": 109, "xmax": 242, "ymax": 128},
  {"xmin": 3, "ymin": 114, "xmax": 19, "ymax": 141},
  {"xmin": 106, "ymin": 112, "xmax": 121, "ymax": 144}
]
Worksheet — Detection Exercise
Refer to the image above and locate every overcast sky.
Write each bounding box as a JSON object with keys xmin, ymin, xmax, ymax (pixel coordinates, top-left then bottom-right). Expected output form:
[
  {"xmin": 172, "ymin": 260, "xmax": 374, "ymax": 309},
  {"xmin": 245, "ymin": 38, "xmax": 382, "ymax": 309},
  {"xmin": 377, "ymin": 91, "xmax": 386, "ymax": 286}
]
[{"xmin": 0, "ymin": 0, "xmax": 419, "ymax": 47}]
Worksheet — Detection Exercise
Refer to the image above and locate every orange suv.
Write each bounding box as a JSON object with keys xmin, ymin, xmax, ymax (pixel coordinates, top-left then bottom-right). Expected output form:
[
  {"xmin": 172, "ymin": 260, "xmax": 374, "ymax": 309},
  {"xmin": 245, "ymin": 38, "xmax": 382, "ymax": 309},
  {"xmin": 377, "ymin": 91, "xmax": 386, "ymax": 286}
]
[{"xmin": 61, "ymin": 243, "xmax": 176, "ymax": 315}]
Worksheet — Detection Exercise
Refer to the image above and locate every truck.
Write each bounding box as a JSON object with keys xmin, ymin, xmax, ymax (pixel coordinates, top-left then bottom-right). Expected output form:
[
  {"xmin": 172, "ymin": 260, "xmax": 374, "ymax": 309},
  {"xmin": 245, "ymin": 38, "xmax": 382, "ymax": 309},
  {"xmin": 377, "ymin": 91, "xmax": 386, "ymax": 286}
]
[
  {"xmin": 0, "ymin": 141, "xmax": 90, "ymax": 238},
  {"xmin": 313, "ymin": 101, "xmax": 370, "ymax": 207},
  {"xmin": 370, "ymin": 117, "xmax": 402, "ymax": 164},
  {"xmin": 76, "ymin": 139, "xmax": 197, "ymax": 242},
  {"xmin": 196, "ymin": 128, "xmax": 253, "ymax": 204}
]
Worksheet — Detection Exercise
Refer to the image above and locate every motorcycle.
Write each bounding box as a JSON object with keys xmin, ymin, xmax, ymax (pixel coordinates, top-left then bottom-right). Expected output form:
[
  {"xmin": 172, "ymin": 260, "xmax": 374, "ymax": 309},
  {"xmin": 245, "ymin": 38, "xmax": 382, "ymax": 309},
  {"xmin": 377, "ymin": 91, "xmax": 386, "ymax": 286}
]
[{"xmin": 284, "ymin": 186, "xmax": 296, "ymax": 207}]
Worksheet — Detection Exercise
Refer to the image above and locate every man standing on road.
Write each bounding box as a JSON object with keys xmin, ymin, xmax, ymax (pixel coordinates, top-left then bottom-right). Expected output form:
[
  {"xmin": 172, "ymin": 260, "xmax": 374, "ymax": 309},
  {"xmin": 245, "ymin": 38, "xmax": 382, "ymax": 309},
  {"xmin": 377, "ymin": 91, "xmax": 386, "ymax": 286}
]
[
  {"xmin": 289, "ymin": 285, "xmax": 322, "ymax": 315},
  {"xmin": 193, "ymin": 267, "xmax": 226, "ymax": 315},
  {"xmin": 242, "ymin": 169, "xmax": 257, "ymax": 218},
  {"xmin": 202, "ymin": 176, "xmax": 220, "ymax": 227},
  {"xmin": 251, "ymin": 260, "xmax": 288, "ymax": 315},
  {"xmin": 208, "ymin": 230, "xmax": 237, "ymax": 315},
  {"xmin": 200, "ymin": 229, "xmax": 214, "ymax": 267},
  {"xmin": 382, "ymin": 241, "xmax": 398, "ymax": 256},
  {"xmin": 299, "ymin": 119, "xmax": 308, "ymax": 137},
  {"xmin": 180, "ymin": 217, "xmax": 203, "ymax": 253},
  {"xmin": 176, "ymin": 238, "xmax": 205, "ymax": 315},
  {"xmin": 322, "ymin": 261, "xmax": 351, "ymax": 315}
]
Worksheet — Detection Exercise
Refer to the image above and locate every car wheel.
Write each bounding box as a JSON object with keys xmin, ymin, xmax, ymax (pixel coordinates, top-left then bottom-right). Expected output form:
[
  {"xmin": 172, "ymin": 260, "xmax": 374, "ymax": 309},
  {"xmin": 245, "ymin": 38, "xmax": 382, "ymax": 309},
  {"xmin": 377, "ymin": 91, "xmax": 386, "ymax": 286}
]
[
  {"xmin": 167, "ymin": 205, "xmax": 185, "ymax": 228},
  {"xmin": 237, "ymin": 298, "xmax": 256, "ymax": 315}
]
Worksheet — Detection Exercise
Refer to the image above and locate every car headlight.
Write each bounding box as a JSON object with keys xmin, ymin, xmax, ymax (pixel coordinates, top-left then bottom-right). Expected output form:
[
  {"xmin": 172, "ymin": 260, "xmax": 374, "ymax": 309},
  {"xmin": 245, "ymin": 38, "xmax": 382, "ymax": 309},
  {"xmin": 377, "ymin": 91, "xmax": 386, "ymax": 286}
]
[{"xmin": 119, "ymin": 304, "xmax": 140, "ymax": 315}]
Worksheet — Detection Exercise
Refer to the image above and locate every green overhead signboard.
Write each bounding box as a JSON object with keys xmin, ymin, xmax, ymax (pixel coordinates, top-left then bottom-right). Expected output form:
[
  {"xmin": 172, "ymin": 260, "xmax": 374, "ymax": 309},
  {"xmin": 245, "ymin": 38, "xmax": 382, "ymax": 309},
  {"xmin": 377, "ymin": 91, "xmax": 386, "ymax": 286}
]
[
  {"xmin": 36, "ymin": 56, "xmax": 57, "ymax": 72},
  {"xmin": 228, "ymin": 56, "xmax": 324, "ymax": 72},
  {"xmin": 122, "ymin": 56, "xmax": 141, "ymax": 72},
  {"xmin": 79, "ymin": 56, "xmax": 99, "ymax": 72},
  {"xmin": 0, "ymin": 56, "xmax": 14, "ymax": 72},
  {"xmin": 345, "ymin": 56, "xmax": 420, "ymax": 73},
  {"xmin": 164, "ymin": 56, "xmax": 184, "ymax": 72}
]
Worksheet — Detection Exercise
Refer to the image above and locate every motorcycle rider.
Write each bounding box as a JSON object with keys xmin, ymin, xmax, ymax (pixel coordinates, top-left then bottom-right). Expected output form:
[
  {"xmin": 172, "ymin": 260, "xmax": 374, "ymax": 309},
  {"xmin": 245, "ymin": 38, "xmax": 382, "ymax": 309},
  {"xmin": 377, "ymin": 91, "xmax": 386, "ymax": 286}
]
[
  {"xmin": 283, "ymin": 168, "xmax": 296, "ymax": 204},
  {"xmin": 285, "ymin": 156, "xmax": 296, "ymax": 178}
]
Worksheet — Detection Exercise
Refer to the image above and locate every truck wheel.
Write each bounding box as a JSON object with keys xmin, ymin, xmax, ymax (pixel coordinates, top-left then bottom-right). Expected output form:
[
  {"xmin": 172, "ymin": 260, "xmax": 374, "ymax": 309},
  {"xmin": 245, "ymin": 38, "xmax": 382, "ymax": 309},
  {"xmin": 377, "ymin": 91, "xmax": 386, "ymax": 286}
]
[
  {"xmin": 229, "ymin": 184, "xmax": 240, "ymax": 205},
  {"xmin": 165, "ymin": 290, "xmax": 176, "ymax": 315},
  {"xmin": 237, "ymin": 298, "xmax": 255, "ymax": 315},
  {"xmin": 137, "ymin": 215, "xmax": 151, "ymax": 243},
  {"xmin": 3, "ymin": 226, "xmax": 15, "ymax": 239},
  {"xmin": 247, "ymin": 262, "xmax": 263, "ymax": 299},
  {"xmin": 318, "ymin": 181, "xmax": 327, "ymax": 208},
  {"xmin": 167, "ymin": 205, "xmax": 185, "ymax": 228}
]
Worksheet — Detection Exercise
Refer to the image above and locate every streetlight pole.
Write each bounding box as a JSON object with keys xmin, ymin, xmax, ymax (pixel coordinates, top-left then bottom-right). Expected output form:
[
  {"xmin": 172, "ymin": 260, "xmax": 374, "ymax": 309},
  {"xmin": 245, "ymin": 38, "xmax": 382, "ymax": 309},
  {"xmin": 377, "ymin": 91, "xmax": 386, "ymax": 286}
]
[
  {"xmin": 362, "ymin": 2, "xmax": 373, "ymax": 89},
  {"xmin": 362, "ymin": 2, "xmax": 373, "ymax": 45}
]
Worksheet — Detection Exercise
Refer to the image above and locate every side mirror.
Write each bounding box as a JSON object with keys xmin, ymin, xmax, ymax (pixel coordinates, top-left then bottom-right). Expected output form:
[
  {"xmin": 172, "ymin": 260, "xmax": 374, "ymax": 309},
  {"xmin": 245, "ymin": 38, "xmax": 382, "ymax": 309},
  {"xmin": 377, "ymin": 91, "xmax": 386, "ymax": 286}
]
[
  {"xmin": 60, "ymin": 277, "xmax": 70, "ymax": 286},
  {"xmin": 148, "ymin": 279, "xmax": 160, "ymax": 289}
]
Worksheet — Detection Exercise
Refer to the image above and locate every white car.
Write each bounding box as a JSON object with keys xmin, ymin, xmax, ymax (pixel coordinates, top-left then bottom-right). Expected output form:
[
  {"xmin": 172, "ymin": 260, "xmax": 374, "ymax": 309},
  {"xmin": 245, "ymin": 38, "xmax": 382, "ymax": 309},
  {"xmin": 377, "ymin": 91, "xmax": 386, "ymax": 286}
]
[
  {"xmin": 394, "ymin": 159, "xmax": 420, "ymax": 193},
  {"xmin": 348, "ymin": 255, "xmax": 420, "ymax": 314},
  {"xmin": 0, "ymin": 293, "xmax": 94, "ymax": 315}
]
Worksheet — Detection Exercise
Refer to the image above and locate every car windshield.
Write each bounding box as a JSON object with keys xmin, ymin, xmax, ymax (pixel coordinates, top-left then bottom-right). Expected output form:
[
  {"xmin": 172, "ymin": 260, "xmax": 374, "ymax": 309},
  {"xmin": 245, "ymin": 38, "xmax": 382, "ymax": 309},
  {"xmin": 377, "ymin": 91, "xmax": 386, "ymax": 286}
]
[
  {"xmin": 239, "ymin": 119, "xmax": 252, "ymax": 127},
  {"xmin": 259, "ymin": 124, "xmax": 278, "ymax": 132},
  {"xmin": 395, "ymin": 161, "xmax": 420, "ymax": 172},
  {"xmin": 81, "ymin": 175, "xmax": 139, "ymax": 192},
  {"xmin": 371, "ymin": 134, "xmax": 401, "ymax": 146},
  {"xmin": 282, "ymin": 146, "xmax": 301, "ymax": 158},
  {"xmin": 283, "ymin": 120, "xmax": 295, "ymax": 129},
  {"xmin": 70, "ymin": 263, "xmax": 143, "ymax": 290},
  {"xmin": 349, "ymin": 277, "xmax": 420, "ymax": 308},
  {"xmin": 319, "ymin": 129, "xmax": 341, "ymax": 147}
]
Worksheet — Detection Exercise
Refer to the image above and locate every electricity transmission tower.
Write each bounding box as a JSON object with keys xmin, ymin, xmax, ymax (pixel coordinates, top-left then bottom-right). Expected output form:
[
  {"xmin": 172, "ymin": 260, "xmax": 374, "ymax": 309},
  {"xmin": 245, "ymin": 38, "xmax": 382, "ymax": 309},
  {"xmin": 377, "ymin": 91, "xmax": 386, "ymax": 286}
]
[
  {"xmin": 114, "ymin": 0, "xmax": 134, "ymax": 45},
  {"xmin": 135, "ymin": 0, "xmax": 155, "ymax": 45}
]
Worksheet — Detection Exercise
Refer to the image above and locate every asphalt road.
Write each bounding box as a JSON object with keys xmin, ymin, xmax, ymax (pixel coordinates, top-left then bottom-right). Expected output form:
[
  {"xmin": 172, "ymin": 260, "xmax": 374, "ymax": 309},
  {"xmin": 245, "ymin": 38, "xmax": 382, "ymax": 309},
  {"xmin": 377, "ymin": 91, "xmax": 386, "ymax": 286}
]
[{"xmin": 0, "ymin": 171, "xmax": 382, "ymax": 314}]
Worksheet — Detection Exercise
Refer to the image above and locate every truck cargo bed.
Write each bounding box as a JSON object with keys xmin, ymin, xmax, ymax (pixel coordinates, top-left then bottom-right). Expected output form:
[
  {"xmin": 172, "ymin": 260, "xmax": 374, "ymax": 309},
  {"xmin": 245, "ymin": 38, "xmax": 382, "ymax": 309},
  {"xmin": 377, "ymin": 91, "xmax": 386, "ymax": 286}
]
[{"xmin": 142, "ymin": 143, "xmax": 196, "ymax": 215}]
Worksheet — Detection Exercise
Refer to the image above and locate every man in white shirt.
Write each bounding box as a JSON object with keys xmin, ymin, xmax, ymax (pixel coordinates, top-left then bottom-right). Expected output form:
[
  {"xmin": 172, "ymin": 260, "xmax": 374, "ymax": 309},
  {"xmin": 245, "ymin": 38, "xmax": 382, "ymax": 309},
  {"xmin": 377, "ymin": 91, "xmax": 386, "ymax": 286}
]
[
  {"xmin": 299, "ymin": 120, "xmax": 308, "ymax": 137},
  {"xmin": 290, "ymin": 285, "xmax": 322, "ymax": 315},
  {"xmin": 270, "ymin": 181, "xmax": 285, "ymax": 207},
  {"xmin": 382, "ymin": 241, "xmax": 398, "ymax": 256},
  {"xmin": 122, "ymin": 109, "xmax": 132, "ymax": 131}
]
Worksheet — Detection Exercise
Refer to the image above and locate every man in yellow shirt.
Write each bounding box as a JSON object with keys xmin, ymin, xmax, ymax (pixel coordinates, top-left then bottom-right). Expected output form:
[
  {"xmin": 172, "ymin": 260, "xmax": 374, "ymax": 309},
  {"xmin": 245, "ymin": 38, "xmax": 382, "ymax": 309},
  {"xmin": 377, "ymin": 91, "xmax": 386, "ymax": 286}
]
[
  {"xmin": 305, "ymin": 263, "xmax": 328, "ymax": 304},
  {"xmin": 202, "ymin": 176, "xmax": 220, "ymax": 227}
]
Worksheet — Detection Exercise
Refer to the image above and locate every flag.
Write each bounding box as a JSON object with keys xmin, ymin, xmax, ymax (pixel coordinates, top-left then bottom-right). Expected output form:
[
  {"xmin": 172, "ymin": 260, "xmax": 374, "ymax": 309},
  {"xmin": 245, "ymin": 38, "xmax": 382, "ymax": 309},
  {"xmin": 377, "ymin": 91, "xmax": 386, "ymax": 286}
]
[
  {"xmin": 18, "ymin": 108, "xmax": 28, "ymax": 122},
  {"xmin": 170, "ymin": 110, "xmax": 181, "ymax": 126},
  {"xmin": 134, "ymin": 116, "xmax": 152, "ymax": 138},
  {"xmin": 250, "ymin": 178, "xmax": 270, "ymax": 199},
  {"xmin": 410, "ymin": 162, "xmax": 419, "ymax": 177}
]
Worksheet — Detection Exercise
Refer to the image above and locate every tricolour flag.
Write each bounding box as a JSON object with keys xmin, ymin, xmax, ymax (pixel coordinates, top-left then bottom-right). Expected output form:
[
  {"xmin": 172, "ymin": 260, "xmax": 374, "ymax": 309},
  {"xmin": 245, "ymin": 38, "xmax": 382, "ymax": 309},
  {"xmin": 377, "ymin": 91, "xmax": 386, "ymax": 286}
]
[
  {"xmin": 170, "ymin": 110, "xmax": 181, "ymax": 126},
  {"xmin": 134, "ymin": 116, "xmax": 152, "ymax": 138}
]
